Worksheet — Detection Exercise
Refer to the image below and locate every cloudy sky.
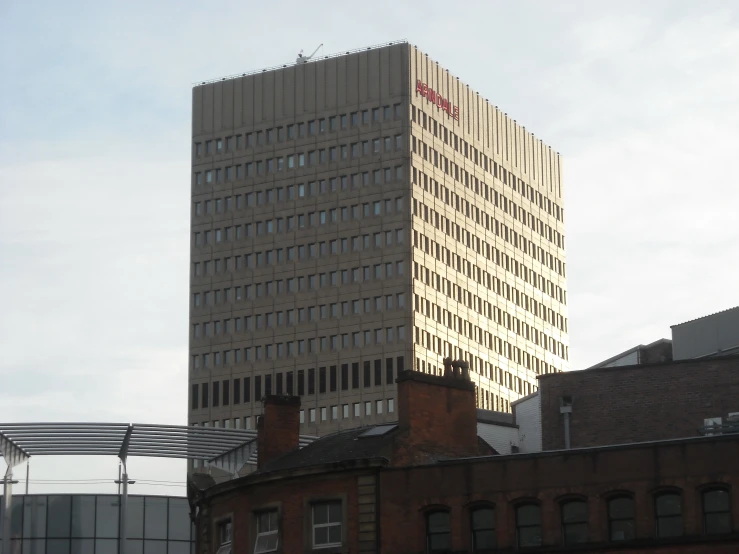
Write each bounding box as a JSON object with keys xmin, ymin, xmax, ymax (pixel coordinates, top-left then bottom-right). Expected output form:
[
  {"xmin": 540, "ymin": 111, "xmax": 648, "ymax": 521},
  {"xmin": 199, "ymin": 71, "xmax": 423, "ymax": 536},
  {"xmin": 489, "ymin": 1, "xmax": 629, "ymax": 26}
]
[{"xmin": 1, "ymin": 0, "xmax": 738, "ymax": 494}]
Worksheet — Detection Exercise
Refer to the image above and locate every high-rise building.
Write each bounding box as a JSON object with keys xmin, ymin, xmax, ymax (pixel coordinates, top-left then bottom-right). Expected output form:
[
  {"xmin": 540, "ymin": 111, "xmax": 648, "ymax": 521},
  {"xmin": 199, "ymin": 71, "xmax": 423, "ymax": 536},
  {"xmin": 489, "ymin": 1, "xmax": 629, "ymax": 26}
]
[{"xmin": 188, "ymin": 41, "xmax": 568, "ymax": 437}]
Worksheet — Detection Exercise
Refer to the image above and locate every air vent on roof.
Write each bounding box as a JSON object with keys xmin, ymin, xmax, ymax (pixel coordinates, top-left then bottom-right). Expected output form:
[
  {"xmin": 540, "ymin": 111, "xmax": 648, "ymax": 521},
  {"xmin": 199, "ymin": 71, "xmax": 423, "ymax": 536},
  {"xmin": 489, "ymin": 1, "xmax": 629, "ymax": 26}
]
[{"xmin": 358, "ymin": 424, "xmax": 397, "ymax": 438}]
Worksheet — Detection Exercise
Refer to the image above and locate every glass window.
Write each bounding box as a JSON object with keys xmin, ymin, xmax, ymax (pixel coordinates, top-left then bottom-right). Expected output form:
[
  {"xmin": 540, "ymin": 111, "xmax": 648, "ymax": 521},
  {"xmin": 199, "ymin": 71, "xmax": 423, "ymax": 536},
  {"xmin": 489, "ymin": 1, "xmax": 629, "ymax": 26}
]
[
  {"xmin": 703, "ymin": 489, "xmax": 731, "ymax": 534},
  {"xmin": 607, "ymin": 496, "xmax": 634, "ymax": 541},
  {"xmin": 516, "ymin": 504, "xmax": 542, "ymax": 547},
  {"xmin": 47, "ymin": 496, "xmax": 72, "ymax": 537},
  {"xmin": 127, "ymin": 496, "xmax": 145, "ymax": 539},
  {"xmin": 312, "ymin": 501, "xmax": 342, "ymax": 548},
  {"xmin": 254, "ymin": 510, "xmax": 279, "ymax": 553},
  {"xmin": 144, "ymin": 497, "xmax": 167, "ymax": 539},
  {"xmin": 168, "ymin": 498, "xmax": 191, "ymax": 541},
  {"xmin": 216, "ymin": 519, "xmax": 232, "ymax": 554},
  {"xmin": 95, "ymin": 496, "xmax": 119, "ymax": 538},
  {"xmin": 561, "ymin": 500, "xmax": 588, "ymax": 544},
  {"xmin": 23, "ymin": 495, "xmax": 48, "ymax": 538},
  {"xmin": 426, "ymin": 511, "xmax": 450, "ymax": 553},
  {"xmin": 655, "ymin": 493, "xmax": 682, "ymax": 538},
  {"xmin": 471, "ymin": 507, "xmax": 496, "ymax": 550},
  {"xmin": 71, "ymin": 496, "xmax": 96, "ymax": 537}
]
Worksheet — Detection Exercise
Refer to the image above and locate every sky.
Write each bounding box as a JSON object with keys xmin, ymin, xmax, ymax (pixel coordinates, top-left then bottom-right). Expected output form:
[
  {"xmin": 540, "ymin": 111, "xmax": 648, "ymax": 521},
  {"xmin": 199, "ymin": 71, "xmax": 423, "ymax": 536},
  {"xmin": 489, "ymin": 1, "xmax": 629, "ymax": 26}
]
[{"xmin": 1, "ymin": 0, "xmax": 738, "ymax": 494}]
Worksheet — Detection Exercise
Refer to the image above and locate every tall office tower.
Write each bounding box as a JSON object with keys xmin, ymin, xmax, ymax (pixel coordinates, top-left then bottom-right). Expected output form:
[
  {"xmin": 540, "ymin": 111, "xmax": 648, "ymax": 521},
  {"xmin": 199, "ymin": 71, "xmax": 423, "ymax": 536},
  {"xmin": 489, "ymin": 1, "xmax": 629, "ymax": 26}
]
[{"xmin": 189, "ymin": 42, "xmax": 568, "ymax": 438}]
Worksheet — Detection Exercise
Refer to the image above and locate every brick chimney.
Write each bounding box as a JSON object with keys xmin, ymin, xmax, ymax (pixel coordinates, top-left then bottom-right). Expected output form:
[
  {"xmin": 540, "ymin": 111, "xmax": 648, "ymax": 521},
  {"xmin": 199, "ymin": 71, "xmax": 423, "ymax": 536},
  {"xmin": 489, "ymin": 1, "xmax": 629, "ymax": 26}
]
[
  {"xmin": 256, "ymin": 395, "xmax": 301, "ymax": 469},
  {"xmin": 393, "ymin": 358, "xmax": 486, "ymax": 465}
]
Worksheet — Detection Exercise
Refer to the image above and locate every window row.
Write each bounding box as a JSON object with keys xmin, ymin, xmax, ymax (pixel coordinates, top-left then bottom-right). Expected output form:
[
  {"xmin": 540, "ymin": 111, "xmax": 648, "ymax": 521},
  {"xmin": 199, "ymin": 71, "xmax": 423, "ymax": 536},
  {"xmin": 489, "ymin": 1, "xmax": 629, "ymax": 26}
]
[
  {"xmin": 191, "ymin": 327, "xmax": 406, "ymax": 370},
  {"xmin": 412, "ymin": 161, "xmax": 565, "ymax": 258},
  {"xmin": 412, "ymin": 103, "xmax": 564, "ymax": 222},
  {"xmin": 425, "ymin": 488, "xmax": 733, "ymax": 552},
  {"xmin": 192, "ymin": 261, "xmax": 405, "ymax": 308},
  {"xmin": 191, "ymin": 357, "xmax": 405, "ymax": 410},
  {"xmin": 194, "ymin": 136, "xmax": 404, "ymax": 185},
  {"xmin": 193, "ymin": 294, "xmax": 405, "ymax": 338},
  {"xmin": 194, "ymin": 103, "xmax": 403, "ymax": 156},
  {"xmin": 193, "ymin": 199, "xmax": 404, "ymax": 247},
  {"xmin": 413, "ymin": 194, "xmax": 565, "ymax": 294},
  {"xmin": 192, "ymin": 229, "xmax": 404, "ymax": 278},
  {"xmin": 414, "ymin": 259, "xmax": 568, "ymax": 362}
]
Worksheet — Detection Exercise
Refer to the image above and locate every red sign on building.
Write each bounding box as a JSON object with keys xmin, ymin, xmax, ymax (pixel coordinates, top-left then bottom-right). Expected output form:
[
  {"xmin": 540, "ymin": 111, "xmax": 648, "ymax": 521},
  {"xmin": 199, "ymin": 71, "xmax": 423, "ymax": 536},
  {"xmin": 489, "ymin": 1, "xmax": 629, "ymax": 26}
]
[{"xmin": 415, "ymin": 80, "xmax": 460, "ymax": 121}]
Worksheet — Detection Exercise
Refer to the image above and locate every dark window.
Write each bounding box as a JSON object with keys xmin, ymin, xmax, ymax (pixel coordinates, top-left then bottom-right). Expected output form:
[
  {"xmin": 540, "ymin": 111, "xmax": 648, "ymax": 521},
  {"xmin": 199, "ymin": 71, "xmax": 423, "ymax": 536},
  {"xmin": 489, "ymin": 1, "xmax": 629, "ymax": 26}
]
[
  {"xmin": 201, "ymin": 383, "xmax": 209, "ymax": 408},
  {"xmin": 386, "ymin": 358, "xmax": 394, "ymax": 384},
  {"xmin": 244, "ymin": 377, "xmax": 250, "ymax": 404},
  {"xmin": 308, "ymin": 368, "xmax": 315, "ymax": 395},
  {"xmin": 703, "ymin": 489, "xmax": 731, "ymax": 534},
  {"xmin": 191, "ymin": 384, "xmax": 198, "ymax": 410},
  {"xmin": 374, "ymin": 359, "xmax": 382, "ymax": 386},
  {"xmin": 397, "ymin": 355, "xmax": 404, "ymax": 372},
  {"xmin": 341, "ymin": 364, "xmax": 349, "ymax": 391},
  {"xmin": 426, "ymin": 511, "xmax": 450, "ymax": 553},
  {"xmin": 319, "ymin": 367, "xmax": 327, "ymax": 394},
  {"xmin": 287, "ymin": 372, "xmax": 294, "ymax": 395},
  {"xmin": 312, "ymin": 501, "xmax": 342, "ymax": 548},
  {"xmin": 516, "ymin": 504, "xmax": 541, "ymax": 547},
  {"xmin": 561, "ymin": 501, "xmax": 588, "ymax": 544},
  {"xmin": 363, "ymin": 361, "xmax": 371, "ymax": 387},
  {"xmin": 298, "ymin": 370, "xmax": 305, "ymax": 396},
  {"xmin": 471, "ymin": 507, "xmax": 496, "ymax": 551},
  {"xmin": 265, "ymin": 375, "xmax": 272, "ymax": 395},
  {"xmin": 608, "ymin": 496, "xmax": 635, "ymax": 541},
  {"xmin": 655, "ymin": 493, "xmax": 683, "ymax": 538},
  {"xmin": 276, "ymin": 372, "xmax": 283, "ymax": 395},
  {"xmin": 233, "ymin": 378, "xmax": 241, "ymax": 404},
  {"xmin": 254, "ymin": 376, "xmax": 262, "ymax": 401},
  {"xmin": 352, "ymin": 363, "xmax": 359, "ymax": 389},
  {"xmin": 222, "ymin": 380, "xmax": 230, "ymax": 406},
  {"xmin": 330, "ymin": 366, "xmax": 337, "ymax": 392},
  {"xmin": 212, "ymin": 381, "xmax": 220, "ymax": 407}
]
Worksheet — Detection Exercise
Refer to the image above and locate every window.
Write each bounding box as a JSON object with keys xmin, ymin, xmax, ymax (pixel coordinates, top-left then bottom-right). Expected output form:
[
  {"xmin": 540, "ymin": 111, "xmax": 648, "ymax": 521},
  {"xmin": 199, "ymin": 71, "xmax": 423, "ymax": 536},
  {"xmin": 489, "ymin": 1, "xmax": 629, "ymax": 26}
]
[
  {"xmin": 216, "ymin": 519, "xmax": 232, "ymax": 554},
  {"xmin": 561, "ymin": 500, "xmax": 588, "ymax": 544},
  {"xmin": 471, "ymin": 507, "xmax": 496, "ymax": 551},
  {"xmin": 608, "ymin": 496, "xmax": 635, "ymax": 541},
  {"xmin": 655, "ymin": 493, "xmax": 682, "ymax": 538},
  {"xmin": 703, "ymin": 488, "xmax": 731, "ymax": 534},
  {"xmin": 516, "ymin": 504, "xmax": 541, "ymax": 547},
  {"xmin": 426, "ymin": 511, "xmax": 450, "ymax": 553},
  {"xmin": 254, "ymin": 511, "xmax": 279, "ymax": 553},
  {"xmin": 312, "ymin": 501, "xmax": 342, "ymax": 548}
]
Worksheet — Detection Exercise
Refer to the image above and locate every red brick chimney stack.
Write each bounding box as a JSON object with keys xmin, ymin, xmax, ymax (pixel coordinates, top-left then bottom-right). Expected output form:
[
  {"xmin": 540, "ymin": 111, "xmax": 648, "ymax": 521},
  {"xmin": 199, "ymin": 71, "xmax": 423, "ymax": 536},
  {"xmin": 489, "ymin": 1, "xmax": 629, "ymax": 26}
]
[
  {"xmin": 256, "ymin": 395, "xmax": 301, "ymax": 469},
  {"xmin": 394, "ymin": 358, "xmax": 483, "ymax": 465}
]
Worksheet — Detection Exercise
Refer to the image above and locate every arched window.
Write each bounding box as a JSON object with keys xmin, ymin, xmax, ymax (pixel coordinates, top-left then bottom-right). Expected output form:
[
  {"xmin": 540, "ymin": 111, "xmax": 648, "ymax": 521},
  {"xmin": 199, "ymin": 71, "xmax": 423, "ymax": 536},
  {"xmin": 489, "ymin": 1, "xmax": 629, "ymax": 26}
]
[
  {"xmin": 470, "ymin": 506, "xmax": 496, "ymax": 551},
  {"xmin": 516, "ymin": 504, "xmax": 542, "ymax": 547},
  {"xmin": 561, "ymin": 500, "xmax": 588, "ymax": 544},
  {"xmin": 655, "ymin": 492, "xmax": 682, "ymax": 538},
  {"xmin": 426, "ymin": 510, "xmax": 451, "ymax": 553},
  {"xmin": 703, "ymin": 488, "xmax": 732, "ymax": 534},
  {"xmin": 607, "ymin": 496, "xmax": 635, "ymax": 541}
]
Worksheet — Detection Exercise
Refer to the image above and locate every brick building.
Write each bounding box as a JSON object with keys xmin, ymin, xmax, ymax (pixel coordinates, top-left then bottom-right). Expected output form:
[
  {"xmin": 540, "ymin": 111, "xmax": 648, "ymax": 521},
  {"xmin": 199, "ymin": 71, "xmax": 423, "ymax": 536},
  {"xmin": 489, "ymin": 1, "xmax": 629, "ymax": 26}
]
[{"xmin": 189, "ymin": 365, "xmax": 739, "ymax": 554}]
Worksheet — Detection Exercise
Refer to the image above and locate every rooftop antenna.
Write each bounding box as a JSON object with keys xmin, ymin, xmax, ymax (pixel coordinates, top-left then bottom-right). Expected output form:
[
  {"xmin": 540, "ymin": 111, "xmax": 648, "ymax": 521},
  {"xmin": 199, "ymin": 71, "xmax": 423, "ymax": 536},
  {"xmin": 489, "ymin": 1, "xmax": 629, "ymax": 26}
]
[{"xmin": 296, "ymin": 43, "xmax": 323, "ymax": 64}]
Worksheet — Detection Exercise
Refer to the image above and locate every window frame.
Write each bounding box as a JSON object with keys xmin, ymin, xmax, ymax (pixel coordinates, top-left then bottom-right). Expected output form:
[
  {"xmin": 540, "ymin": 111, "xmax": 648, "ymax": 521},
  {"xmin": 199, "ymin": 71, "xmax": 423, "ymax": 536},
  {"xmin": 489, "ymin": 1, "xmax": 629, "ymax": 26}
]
[
  {"xmin": 253, "ymin": 509, "xmax": 280, "ymax": 554},
  {"xmin": 654, "ymin": 491, "xmax": 683, "ymax": 538},
  {"xmin": 425, "ymin": 509, "xmax": 451, "ymax": 553},
  {"xmin": 215, "ymin": 517, "xmax": 233, "ymax": 554},
  {"xmin": 309, "ymin": 499, "xmax": 344, "ymax": 550},
  {"xmin": 469, "ymin": 504, "xmax": 496, "ymax": 551},
  {"xmin": 515, "ymin": 502, "xmax": 542, "ymax": 548},
  {"xmin": 702, "ymin": 486, "xmax": 732, "ymax": 535},
  {"xmin": 560, "ymin": 499, "xmax": 588, "ymax": 545},
  {"xmin": 606, "ymin": 494, "xmax": 636, "ymax": 542}
]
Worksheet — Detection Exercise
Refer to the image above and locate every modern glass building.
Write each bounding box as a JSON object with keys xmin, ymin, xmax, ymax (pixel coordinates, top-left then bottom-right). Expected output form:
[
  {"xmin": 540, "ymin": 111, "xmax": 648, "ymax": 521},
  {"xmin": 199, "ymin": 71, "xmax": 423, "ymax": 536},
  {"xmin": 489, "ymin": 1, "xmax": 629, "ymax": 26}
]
[{"xmin": 0, "ymin": 495, "xmax": 193, "ymax": 554}]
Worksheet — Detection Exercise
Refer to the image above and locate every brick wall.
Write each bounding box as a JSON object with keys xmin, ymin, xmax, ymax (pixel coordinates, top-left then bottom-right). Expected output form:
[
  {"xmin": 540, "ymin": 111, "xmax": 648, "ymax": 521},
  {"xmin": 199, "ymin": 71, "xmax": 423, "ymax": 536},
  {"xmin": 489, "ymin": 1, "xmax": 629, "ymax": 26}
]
[{"xmin": 539, "ymin": 355, "xmax": 739, "ymax": 450}]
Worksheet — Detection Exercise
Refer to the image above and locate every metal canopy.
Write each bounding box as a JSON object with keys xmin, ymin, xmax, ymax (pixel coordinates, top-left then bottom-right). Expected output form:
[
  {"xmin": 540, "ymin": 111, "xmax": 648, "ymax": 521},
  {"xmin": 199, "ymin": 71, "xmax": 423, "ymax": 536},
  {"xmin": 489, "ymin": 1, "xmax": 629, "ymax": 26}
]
[{"xmin": 0, "ymin": 422, "xmax": 257, "ymax": 467}]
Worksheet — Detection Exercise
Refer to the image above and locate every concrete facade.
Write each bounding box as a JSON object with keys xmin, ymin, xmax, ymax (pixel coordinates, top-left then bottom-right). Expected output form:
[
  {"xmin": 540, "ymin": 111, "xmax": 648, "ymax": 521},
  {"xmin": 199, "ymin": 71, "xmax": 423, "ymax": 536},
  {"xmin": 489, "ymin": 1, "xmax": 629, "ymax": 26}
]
[{"xmin": 187, "ymin": 42, "xmax": 569, "ymax": 444}]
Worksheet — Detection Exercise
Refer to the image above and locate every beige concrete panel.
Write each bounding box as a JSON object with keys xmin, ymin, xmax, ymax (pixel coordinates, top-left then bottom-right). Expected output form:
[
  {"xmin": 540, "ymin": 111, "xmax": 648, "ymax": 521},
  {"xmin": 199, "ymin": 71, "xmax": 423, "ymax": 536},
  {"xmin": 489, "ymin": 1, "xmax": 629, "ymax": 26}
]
[
  {"xmin": 283, "ymin": 67, "xmax": 295, "ymax": 119},
  {"xmin": 253, "ymin": 73, "xmax": 263, "ymax": 123},
  {"xmin": 242, "ymin": 76, "xmax": 254, "ymax": 127},
  {"xmin": 325, "ymin": 58, "xmax": 337, "ymax": 109},
  {"xmin": 233, "ymin": 78, "xmax": 243, "ymax": 127},
  {"xmin": 336, "ymin": 56, "xmax": 347, "ymax": 108},
  {"xmin": 192, "ymin": 87, "xmax": 203, "ymax": 135},
  {"xmin": 367, "ymin": 48, "xmax": 380, "ymax": 101},
  {"xmin": 263, "ymin": 71, "xmax": 275, "ymax": 121},
  {"xmin": 378, "ymin": 46, "xmax": 390, "ymax": 101},
  {"xmin": 294, "ymin": 64, "xmax": 305, "ymax": 116},
  {"xmin": 213, "ymin": 82, "xmax": 223, "ymax": 131},
  {"xmin": 202, "ymin": 84, "xmax": 214, "ymax": 134},
  {"xmin": 273, "ymin": 68, "xmax": 284, "ymax": 120},
  {"xmin": 306, "ymin": 61, "xmax": 317, "ymax": 113},
  {"xmin": 356, "ymin": 51, "xmax": 367, "ymax": 105},
  {"xmin": 222, "ymin": 80, "xmax": 234, "ymax": 131}
]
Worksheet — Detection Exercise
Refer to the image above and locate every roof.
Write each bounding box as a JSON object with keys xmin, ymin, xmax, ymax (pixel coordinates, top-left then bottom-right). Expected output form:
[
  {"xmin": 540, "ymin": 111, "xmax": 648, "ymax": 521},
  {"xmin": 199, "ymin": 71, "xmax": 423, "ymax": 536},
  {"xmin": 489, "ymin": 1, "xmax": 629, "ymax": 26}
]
[
  {"xmin": 476, "ymin": 409, "xmax": 516, "ymax": 427},
  {"xmin": 671, "ymin": 306, "xmax": 739, "ymax": 328},
  {"xmin": 587, "ymin": 338, "xmax": 672, "ymax": 369},
  {"xmin": 256, "ymin": 425, "xmax": 397, "ymax": 474}
]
